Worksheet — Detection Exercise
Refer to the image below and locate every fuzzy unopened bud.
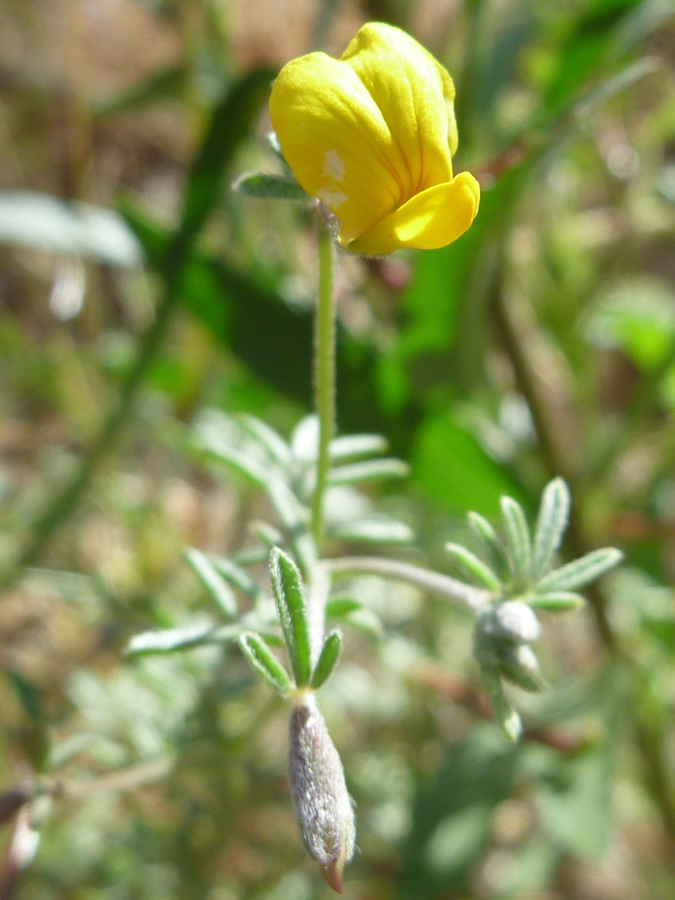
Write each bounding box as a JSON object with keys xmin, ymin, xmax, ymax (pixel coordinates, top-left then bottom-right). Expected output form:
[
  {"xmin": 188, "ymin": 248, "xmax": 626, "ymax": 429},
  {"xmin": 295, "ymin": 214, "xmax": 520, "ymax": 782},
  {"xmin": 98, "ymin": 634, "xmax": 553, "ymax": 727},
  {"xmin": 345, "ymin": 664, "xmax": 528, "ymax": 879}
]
[
  {"xmin": 288, "ymin": 695, "xmax": 355, "ymax": 892},
  {"xmin": 498, "ymin": 643, "xmax": 545, "ymax": 692},
  {"xmin": 478, "ymin": 600, "xmax": 541, "ymax": 644}
]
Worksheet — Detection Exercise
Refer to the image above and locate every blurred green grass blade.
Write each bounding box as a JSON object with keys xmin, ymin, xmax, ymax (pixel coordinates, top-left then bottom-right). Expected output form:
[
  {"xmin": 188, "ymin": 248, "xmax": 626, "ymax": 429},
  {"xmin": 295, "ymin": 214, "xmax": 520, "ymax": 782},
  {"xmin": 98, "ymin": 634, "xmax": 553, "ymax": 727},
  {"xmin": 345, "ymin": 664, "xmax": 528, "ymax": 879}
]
[
  {"xmin": 7, "ymin": 670, "xmax": 43, "ymax": 723},
  {"xmin": 270, "ymin": 548, "xmax": 312, "ymax": 687},
  {"xmin": 239, "ymin": 632, "xmax": 292, "ymax": 694},
  {"xmin": 176, "ymin": 67, "xmax": 274, "ymax": 248},
  {"xmin": 542, "ymin": 0, "xmax": 667, "ymax": 115},
  {"xmin": 93, "ymin": 65, "xmax": 188, "ymax": 117}
]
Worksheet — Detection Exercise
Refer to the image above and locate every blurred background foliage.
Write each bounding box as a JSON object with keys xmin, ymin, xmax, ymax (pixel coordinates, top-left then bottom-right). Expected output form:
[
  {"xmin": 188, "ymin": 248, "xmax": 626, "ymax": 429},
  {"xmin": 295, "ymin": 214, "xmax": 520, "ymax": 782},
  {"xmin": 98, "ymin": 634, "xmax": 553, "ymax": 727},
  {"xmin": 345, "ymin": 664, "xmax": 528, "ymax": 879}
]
[{"xmin": 0, "ymin": 0, "xmax": 674, "ymax": 898}]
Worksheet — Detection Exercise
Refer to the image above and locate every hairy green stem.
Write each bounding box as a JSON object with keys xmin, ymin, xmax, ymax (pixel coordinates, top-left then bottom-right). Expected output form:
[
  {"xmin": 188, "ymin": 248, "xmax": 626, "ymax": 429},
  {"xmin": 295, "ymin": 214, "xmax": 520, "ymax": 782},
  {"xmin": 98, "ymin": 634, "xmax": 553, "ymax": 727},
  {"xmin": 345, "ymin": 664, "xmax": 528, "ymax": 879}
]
[
  {"xmin": 324, "ymin": 556, "xmax": 491, "ymax": 613},
  {"xmin": 311, "ymin": 216, "xmax": 336, "ymax": 551}
]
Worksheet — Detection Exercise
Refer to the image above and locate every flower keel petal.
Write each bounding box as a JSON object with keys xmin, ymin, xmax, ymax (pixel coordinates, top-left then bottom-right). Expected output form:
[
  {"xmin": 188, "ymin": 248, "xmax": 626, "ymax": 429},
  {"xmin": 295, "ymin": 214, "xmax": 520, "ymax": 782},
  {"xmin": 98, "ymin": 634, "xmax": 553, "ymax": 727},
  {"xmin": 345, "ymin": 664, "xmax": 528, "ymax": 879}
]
[{"xmin": 346, "ymin": 171, "xmax": 480, "ymax": 256}]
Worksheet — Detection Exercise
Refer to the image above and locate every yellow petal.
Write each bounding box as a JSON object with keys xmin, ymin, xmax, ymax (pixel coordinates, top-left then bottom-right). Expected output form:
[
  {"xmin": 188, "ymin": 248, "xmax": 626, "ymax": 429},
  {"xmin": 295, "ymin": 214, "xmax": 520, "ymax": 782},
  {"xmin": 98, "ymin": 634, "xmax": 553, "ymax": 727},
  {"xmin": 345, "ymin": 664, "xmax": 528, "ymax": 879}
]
[
  {"xmin": 342, "ymin": 23, "xmax": 457, "ymax": 196},
  {"xmin": 345, "ymin": 171, "xmax": 480, "ymax": 256},
  {"xmin": 269, "ymin": 51, "xmax": 405, "ymax": 244}
]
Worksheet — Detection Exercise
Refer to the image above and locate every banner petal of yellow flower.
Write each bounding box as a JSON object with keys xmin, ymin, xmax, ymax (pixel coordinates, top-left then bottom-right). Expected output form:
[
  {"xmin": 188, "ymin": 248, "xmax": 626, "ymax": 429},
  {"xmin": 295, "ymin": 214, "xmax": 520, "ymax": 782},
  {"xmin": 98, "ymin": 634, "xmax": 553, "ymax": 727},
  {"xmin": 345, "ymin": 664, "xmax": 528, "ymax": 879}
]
[
  {"xmin": 269, "ymin": 52, "xmax": 404, "ymax": 244},
  {"xmin": 342, "ymin": 23, "xmax": 457, "ymax": 196}
]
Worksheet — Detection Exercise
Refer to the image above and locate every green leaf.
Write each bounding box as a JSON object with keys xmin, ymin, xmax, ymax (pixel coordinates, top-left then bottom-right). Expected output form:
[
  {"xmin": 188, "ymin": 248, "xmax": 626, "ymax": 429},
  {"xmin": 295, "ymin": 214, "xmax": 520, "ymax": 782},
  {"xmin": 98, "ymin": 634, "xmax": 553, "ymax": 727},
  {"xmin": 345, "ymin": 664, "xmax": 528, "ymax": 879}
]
[
  {"xmin": 328, "ymin": 516, "xmax": 414, "ymax": 545},
  {"xmin": 126, "ymin": 623, "xmax": 217, "ymax": 656},
  {"xmin": 233, "ymin": 172, "xmax": 309, "ymax": 201},
  {"xmin": 537, "ymin": 548, "xmax": 623, "ymax": 592},
  {"xmin": 412, "ymin": 415, "xmax": 523, "ymax": 517},
  {"xmin": 93, "ymin": 65, "xmax": 188, "ymax": 116},
  {"xmin": 311, "ymin": 630, "xmax": 343, "ymax": 689},
  {"xmin": 184, "ymin": 548, "xmax": 238, "ymax": 618},
  {"xmin": 329, "ymin": 434, "xmax": 388, "ymax": 462},
  {"xmin": 399, "ymin": 725, "xmax": 520, "ymax": 898},
  {"xmin": 468, "ymin": 511, "xmax": 509, "ymax": 577},
  {"xmin": 528, "ymin": 591, "xmax": 586, "ymax": 611},
  {"xmin": 193, "ymin": 420, "xmax": 270, "ymax": 490},
  {"xmin": 445, "ymin": 542, "xmax": 501, "ymax": 590},
  {"xmin": 328, "ymin": 458, "xmax": 410, "ymax": 486},
  {"xmin": 7, "ymin": 670, "xmax": 43, "ymax": 723},
  {"xmin": 270, "ymin": 548, "xmax": 312, "ymax": 687},
  {"xmin": 177, "ymin": 68, "xmax": 274, "ymax": 246},
  {"xmin": 532, "ymin": 478, "xmax": 571, "ymax": 578},
  {"xmin": 238, "ymin": 415, "xmax": 291, "ymax": 468},
  {"xmin": 501, "ymin": 496, "xmax": 532, "ymax": 582},
  {"xmin": 211, "ymin": 555, "xmax": 265, "ymax": 602},
  {"xmin": 325, "ymin": 597, "xmax": 363, "ymax": 619},
  {"xmin": 239, "ymin": 632, "xmax": 292, "ymax": 694}
]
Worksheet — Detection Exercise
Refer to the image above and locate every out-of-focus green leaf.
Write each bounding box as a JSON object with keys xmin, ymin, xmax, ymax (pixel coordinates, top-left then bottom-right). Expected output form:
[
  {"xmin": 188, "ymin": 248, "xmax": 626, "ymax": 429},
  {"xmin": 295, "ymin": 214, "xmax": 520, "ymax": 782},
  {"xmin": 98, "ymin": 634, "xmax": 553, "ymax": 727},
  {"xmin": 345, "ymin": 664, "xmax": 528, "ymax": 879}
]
[
  {"xmin": 328, "ymin": 516, "xmax": 414, "ymax": 545},
  {"xmin": 0, "ymin": 192, "xmax": 143, "ymax": 266},
  {"xmin": 176, "ymin": 68, "xmax": 275, "ymax": 248},
  {"xmin": 533, "ymin": 736, "xmax": 618, "ymax": 859},
  {"xmin": 184, "ymin": 548, "xmax": 238, "ymax": 618},
  {"xmin": 528, "ymin": 591, "xmax": 586, "ymax": 611},
  {"xmin": 537, "ymin": 548, "xmax": 623, "ymax": 592},
  {"xmin": 445, "ymin": 542, "xmax": 501, "ymax": 590},
  {"xmin": 238, "ymin": 415, "xmax": 291, "ymax": 468},
  {"xmin": 501, "ymin": 496, "xmax": 533, "ymax": 582},
  {"xmin": 399, "ymin": 726, "xmax": 520, "ymax": 897},
  {"xmin": 532, "ymin": 478, "xmax": 571, "ymax": 579},
  {"xmin": 126, "ymin": 624, "xmax": 217, "ymax": 656},
  {"xmin": 412, "ymin": 414, "xmax": 523, "ymax": 516},
  {"xmin": 93, "ymin": 65, "xmax": 188, "ymax": 116},
  {"xmin": 234, "ymin": 173, "xmax": 308, "ymax": 201},
  {"xmin": 7, "ymin": 670, "xmax": 43, "ymax": 723},
  {"xmin": 328, "ymin": 458, "xmax": 410, "ymax": 486},
  {"xmin": 211, "ymin": 555, "xmax": 265, "ymax": 603},
  {"xmin": 329, "ymin": 434, "xmax": 389, "ymax": 462}
]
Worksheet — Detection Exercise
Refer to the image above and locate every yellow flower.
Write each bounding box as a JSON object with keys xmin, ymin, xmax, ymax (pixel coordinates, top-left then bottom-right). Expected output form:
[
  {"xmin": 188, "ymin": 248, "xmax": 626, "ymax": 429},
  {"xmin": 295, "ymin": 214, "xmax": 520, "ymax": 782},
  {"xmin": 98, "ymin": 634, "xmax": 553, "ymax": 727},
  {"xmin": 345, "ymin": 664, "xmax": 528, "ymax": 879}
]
[{"xmin": 269, "ymin": 22, "xmax": 480, "ymax": 256}]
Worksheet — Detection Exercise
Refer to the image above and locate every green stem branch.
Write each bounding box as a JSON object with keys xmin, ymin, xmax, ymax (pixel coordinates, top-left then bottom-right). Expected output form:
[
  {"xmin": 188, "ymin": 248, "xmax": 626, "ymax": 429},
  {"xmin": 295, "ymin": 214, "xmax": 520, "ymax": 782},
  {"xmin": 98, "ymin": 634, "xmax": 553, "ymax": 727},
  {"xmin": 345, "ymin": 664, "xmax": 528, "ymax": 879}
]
[
  {"xmin": 311, "ymin": 215, "xmax": 336, "ymax": 552},
  {"xmin": 324, "ymin": 556, "xmax": 491, "ymax": 613}
]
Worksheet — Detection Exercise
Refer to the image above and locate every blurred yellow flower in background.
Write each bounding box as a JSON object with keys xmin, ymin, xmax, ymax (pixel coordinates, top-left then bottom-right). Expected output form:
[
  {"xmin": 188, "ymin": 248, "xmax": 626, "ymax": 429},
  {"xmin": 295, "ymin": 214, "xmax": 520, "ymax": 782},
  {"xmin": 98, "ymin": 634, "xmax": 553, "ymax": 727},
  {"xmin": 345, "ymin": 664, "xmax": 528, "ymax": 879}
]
[{"xmin": 269, "ymin": 22, "xmax": 480, "ymax": 256}]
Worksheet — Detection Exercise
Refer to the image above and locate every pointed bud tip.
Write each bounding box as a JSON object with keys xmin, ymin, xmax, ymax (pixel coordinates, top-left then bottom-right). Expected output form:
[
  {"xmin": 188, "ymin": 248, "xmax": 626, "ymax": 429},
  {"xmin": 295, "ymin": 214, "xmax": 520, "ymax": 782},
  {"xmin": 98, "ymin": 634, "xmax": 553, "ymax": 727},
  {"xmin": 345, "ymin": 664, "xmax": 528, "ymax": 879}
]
[{"xmin": 321, "ymin": 855, "xmax": 345, "ymax": 893}]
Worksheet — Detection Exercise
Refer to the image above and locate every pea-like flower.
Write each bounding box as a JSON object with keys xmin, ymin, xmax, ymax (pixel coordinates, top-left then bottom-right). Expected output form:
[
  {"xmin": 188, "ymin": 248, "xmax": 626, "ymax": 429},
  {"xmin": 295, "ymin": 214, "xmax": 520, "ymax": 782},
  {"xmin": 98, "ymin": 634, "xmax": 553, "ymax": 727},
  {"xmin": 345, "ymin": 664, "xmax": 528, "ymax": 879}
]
[{"xmin": 269, "ymin": 22, "xmax": 480, "ymax": 256}]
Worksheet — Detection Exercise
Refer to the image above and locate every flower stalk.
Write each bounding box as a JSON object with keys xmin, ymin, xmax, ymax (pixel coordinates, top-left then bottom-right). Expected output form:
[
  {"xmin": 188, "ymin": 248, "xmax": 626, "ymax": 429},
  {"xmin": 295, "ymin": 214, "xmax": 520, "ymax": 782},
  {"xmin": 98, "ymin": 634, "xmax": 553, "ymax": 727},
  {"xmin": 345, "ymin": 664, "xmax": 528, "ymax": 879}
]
[{"xmin": 311, "ymin": 214, "xmax": 337, "ymax": 551}]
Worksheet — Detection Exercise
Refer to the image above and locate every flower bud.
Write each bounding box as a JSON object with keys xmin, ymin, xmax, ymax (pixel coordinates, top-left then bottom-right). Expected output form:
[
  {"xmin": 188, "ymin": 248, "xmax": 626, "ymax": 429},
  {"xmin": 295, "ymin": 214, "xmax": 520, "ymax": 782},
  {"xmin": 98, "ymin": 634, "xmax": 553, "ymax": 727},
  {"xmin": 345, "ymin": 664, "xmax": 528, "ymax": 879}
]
[
  {"xmin": 498, "ymin": 644, "xmax": 545, "ymax": 693},
  {"xmin": 480, "ymin": 600, "xmax": 541, "ymax": 644},
  {"xmin": 288, "ymin": 695, "xmax": 355, "ymax": 892}
]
